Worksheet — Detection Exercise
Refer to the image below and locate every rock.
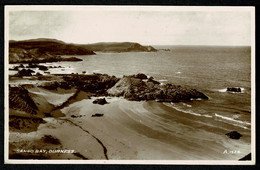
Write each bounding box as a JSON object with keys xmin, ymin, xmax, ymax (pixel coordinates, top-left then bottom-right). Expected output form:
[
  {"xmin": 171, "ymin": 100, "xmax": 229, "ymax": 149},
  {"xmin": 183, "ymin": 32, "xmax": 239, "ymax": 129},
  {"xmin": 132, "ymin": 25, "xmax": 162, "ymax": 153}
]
[
  {"xmin": 91, "ymin": 113, "xmax": 104, "ymax": 117},
  {"xmin": 28, "ymin": 63, "xmax": 38, "ymax": 68},
  {"xmin": 9, "ymin": 66, "xmax": 19, "ymax": 71},
  {"xmin": 19, "ymin": 64, "xmax": 25, "ymax": 68},
  {"xmin": 93, "ymin": 98, "xmax": 107, "ymax": 105},
  {"xmin": 134, "ymin": 73, "xmax": 148, "ymax": 79},
  {"xmin": 225, "ymin": 131, "xmax": 242, "ymax": 139},
  {"xmin": 15, "ymin": 69, "xmax": 34, "ymax": 77},
  {"xmin": 227, "ymin": 87, "xmax": 242, "ymax": 93},
  {"xmin": 36, "ymin": 72, "xmax": 43, "ymax": 76},
  {"xmin": 9, "ymin": 86, "xmax": 38, "ymax": 115},
  {"xmin": 71, "ymin": 115, "xmax": 77, "ymax": 118},
  {"xmin": 107, "ymin": 74, "xmax": 208, "ymax": 102},
  {"xmin": 147, "ymin": 77, "xmax": 160, "ymax": 85},
  {"xmin": 38, "ymin": 65, "xmax": 48, "ymax": 70},
  {"xmin": 9, "ymin": 115, "xmax": 45, "ymax": 132}
]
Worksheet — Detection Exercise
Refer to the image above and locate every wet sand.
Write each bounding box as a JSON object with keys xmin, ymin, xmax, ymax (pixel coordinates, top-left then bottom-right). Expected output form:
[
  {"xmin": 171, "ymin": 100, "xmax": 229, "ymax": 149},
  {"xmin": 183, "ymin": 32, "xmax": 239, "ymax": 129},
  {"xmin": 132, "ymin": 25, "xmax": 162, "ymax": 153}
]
[{"xmin": 9, "ymin": 85, "xmax": 250, "ymax": 160}]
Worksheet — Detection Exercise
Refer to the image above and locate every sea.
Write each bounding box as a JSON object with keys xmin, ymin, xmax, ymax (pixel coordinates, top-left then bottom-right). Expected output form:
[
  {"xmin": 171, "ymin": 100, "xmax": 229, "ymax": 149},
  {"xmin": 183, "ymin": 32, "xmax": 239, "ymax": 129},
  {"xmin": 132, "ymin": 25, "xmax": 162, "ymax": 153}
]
[{"xmin": 9, "ymin": 46, "xmax": 252, "ymax": 159}]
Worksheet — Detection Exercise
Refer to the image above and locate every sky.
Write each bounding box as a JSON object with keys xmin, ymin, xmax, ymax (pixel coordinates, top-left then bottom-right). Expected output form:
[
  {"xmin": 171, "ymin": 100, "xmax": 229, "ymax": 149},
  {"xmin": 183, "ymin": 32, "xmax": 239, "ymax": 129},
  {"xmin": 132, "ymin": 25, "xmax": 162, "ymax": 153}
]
[{"xmin": 7, "ymin": 6, "xmax": 253, "ymax": 46}]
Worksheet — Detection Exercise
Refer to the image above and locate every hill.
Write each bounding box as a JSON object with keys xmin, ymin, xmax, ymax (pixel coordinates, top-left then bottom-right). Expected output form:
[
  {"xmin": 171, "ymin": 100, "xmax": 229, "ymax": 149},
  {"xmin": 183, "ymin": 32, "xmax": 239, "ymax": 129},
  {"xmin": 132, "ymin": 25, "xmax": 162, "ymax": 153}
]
[
  {"xmin": 9, "ymin": 38, "xmax": 95, "ymax": 63},
  {"xmin": 81, "ymin": 42, "xmax": 157, "ymax": 52},
  {"xmin": 9, "ymin": 38, "xmax": 95, "ymax": 56},
  {"xmin": 9, "ymin": 39, "xmax": 157, "ymax": 63}
]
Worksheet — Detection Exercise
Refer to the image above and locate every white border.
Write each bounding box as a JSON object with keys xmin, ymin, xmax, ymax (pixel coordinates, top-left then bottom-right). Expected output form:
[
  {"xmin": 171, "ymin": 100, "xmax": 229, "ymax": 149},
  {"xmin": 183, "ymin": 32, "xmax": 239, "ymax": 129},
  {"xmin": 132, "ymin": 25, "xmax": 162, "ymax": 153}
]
[{"xmin": 4, "ymin": 6, "xmax": 256, "ymax": 165}]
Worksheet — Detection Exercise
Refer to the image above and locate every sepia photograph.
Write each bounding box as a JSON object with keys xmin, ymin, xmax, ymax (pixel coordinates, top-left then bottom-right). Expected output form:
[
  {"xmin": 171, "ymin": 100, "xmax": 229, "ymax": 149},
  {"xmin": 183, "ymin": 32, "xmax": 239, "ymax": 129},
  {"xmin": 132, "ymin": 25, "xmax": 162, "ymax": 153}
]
[{"xmin": 4, "ymin": 6, "xmax": 255, "ymax": 164}]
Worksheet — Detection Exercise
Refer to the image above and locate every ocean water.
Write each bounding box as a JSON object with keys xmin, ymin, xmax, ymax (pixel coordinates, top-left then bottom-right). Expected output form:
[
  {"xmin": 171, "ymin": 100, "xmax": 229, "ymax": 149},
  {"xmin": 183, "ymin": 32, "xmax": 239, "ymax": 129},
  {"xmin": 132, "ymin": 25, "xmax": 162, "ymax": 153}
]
[{"xmin": 9, "ymin": 46, "xmax": 252, "ymax": 147}]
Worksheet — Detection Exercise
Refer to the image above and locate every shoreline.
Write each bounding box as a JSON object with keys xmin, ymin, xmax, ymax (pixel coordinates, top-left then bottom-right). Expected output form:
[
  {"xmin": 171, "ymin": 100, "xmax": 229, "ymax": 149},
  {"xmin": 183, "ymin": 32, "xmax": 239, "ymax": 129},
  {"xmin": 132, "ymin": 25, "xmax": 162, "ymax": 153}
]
[
  {"xmin": 9, "ymin": 96, "xmax": 251, "ymax": 160},
  {"xmin": 8, "ymin": 73, "xmax": 251, "ymax": 160}
]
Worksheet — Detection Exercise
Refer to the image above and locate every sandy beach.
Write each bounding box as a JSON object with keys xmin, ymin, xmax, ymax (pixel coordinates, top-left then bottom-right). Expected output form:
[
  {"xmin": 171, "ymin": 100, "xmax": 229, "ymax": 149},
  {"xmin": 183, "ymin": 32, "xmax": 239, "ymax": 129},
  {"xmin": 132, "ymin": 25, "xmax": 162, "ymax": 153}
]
[{"xmin": 9, "ymin": 87, "xmax": 251, "ymax": 160}]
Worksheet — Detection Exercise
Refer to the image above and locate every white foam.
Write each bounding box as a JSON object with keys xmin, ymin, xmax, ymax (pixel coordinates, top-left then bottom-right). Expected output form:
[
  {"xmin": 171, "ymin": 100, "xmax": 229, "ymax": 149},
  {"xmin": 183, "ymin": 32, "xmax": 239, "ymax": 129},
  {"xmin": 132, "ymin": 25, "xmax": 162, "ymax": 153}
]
[
  {"xmin": 214, "ymin": 113, "xmax": 251, "ymax": 125},
  {"xmin": 190, "ymin": 98, "xmax": 202, "ymax": 100},
  {"xmin": 170, "ymin": 103, "xmax": 212, "ymax": 118},
  {"xmin": 218, "ymin": 88, "xmax": 227, "ymax": 92},
  {"xmin": 182, "ymin": 103, "xmax": 192, "ymax": 107},
  {"xmin": 203, "ymin": 114, "xmax": 213, "ymax": 118},
  {"xmin": 176, "ymin": 72, "xmax": 181, "ymax": 74}
]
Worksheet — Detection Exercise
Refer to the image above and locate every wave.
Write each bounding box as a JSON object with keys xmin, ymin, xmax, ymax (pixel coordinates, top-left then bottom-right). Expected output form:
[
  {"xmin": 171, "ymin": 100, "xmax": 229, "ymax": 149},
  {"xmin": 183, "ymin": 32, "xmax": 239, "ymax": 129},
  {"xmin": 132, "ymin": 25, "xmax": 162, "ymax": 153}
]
[
  {"xmin": 164, "ymin": 102, "xmax": 250, "ymax": 129},
  {"xmin": 176, "ymin": 72, "xmax": 181, "ymax": 74},
  {"xmin": 182, "ymin": 103, "xmax": 192, "ymax": 108},
  {"xmin": 214, "ymin": 113, "xmax": 251, "ymax": 126},
  {"xmin": 168, "ymin": 103, "xmax": 212, "ymax": 118}
]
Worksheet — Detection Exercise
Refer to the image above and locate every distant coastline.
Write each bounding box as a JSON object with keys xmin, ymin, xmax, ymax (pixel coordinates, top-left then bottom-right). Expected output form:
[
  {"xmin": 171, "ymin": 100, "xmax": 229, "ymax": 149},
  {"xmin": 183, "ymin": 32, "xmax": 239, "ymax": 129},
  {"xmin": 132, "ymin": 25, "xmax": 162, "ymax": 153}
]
[{"xmin": 9, "ymin": 38, "xmax": 157, "ymax": 63}]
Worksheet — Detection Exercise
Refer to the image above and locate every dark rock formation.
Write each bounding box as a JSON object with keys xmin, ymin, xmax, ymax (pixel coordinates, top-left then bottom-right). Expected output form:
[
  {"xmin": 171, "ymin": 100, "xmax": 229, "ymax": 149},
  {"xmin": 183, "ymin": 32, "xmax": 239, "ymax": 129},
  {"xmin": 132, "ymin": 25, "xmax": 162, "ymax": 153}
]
[
  {"xmin": 133, "ymin": 73, "xmax": 148, "ymax": 79},
  {"xmin": 227, "ymin": 87, "xmax": 242, "ymax": 93},
  {"xmin": 239, "ymin": 153, "xmax": 251, "ymax": 161},
  {"xmin": 9, "ymin": 115, "xmax": 45, "ymax": 132},
  {"xmin": 36, "ymin": 72, "xmax": 43, "ymax": 76},
  {"xmin": 38, "ymin": 65, "xmax": 48, "ymax": 70},
  {"xmin": 147, "ymin": 76, "xmax": 160, "ymax": 85},
  {"xmin": 28, "ymin": 63, "xmax": 38, "ymax": 68},
  {"xmin": 15, "ymin": 69, "xmax": 34, "ymax": 77},
  {"xmin": 225, "ymin": 131, "xmax": 242, "ymax": 139},
  {"xmin": 93, "ymin": 98, "xmax": 108, "ymax": 105},
  {"xmin": 91, "ymin": 113, "xmax": 104, "ymax": 117},
  {"xmin": 107, "ymin": 74, "xmax": 208, "ymax": 102},
  {"xmin": 9, "ymin": 86, "xmax": 38, "ymax": 115},
  {"xmin": 9, "ymin": 66, "xmax": 19, "ymax": 71},
  {"xmin": 9, "ymin": 47, "xmax": 85, "ymax": 64},
  {"xmin": 61, "ymin": 74, "xmax": 119, "ymax": 93}
]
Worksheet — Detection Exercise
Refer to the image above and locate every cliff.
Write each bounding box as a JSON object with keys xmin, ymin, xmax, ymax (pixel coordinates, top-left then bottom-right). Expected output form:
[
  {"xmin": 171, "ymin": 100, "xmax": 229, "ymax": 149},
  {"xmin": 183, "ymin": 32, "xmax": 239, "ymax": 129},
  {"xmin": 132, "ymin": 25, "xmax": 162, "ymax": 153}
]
[
  {"xmin": 9, "ymin": 38, "xmax": 95, "ymax": 55},
  {"xmin": 9, "ymin": 38, "xmax": 95, "ymax": 63}
]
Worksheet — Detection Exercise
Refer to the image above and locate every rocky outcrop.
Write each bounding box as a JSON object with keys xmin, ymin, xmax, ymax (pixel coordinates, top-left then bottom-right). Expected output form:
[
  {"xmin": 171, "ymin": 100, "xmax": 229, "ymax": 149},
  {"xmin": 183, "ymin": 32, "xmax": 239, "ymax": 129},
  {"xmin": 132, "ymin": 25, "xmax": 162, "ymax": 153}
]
[
  {"xmin": 9, "ymin": 115, "xmax": 45, "ymax": 132},
  {"xmin": 57, "ymin": 73, "xmax": 119, "ymax": 93},
  {"xmin": 91, "ymin": 113, "xmax": 104, "ymax": 117},
  {"xmin": 15, "ymin": 69, "xmax": 34, "ymax": 77},
  {"xmin": 9, "ymin": 47, "xmax": 84, "ymax": 63},
  {"xmin": 133, "ymin": 73, "xmax": 148, "ymax": 79},
  {"xmin": 225, "ymin": 131, "xmax": 242, "ymax": 139},
  {"xmin": 9, "ymin": 86, "xmax": 38, "ymax": 115},
  {"xmin": 107, "ymin": 74, "xmax": 208, "ymax": 102},
  {"xmin": 227, "ymin": 87, "xmax": 242, "ymax": 93},
  {"xmin": 93, "ymin": 98, "xmax": 108, "ymax": 105}
]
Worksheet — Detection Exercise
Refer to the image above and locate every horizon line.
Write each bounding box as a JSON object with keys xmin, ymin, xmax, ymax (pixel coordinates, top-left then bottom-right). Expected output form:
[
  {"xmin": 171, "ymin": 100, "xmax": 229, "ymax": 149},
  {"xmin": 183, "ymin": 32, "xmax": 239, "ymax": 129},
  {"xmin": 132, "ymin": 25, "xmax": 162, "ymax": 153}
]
[{"xmin": 9, "ymin": 38, "xmax": 251, "ymax": 47}]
